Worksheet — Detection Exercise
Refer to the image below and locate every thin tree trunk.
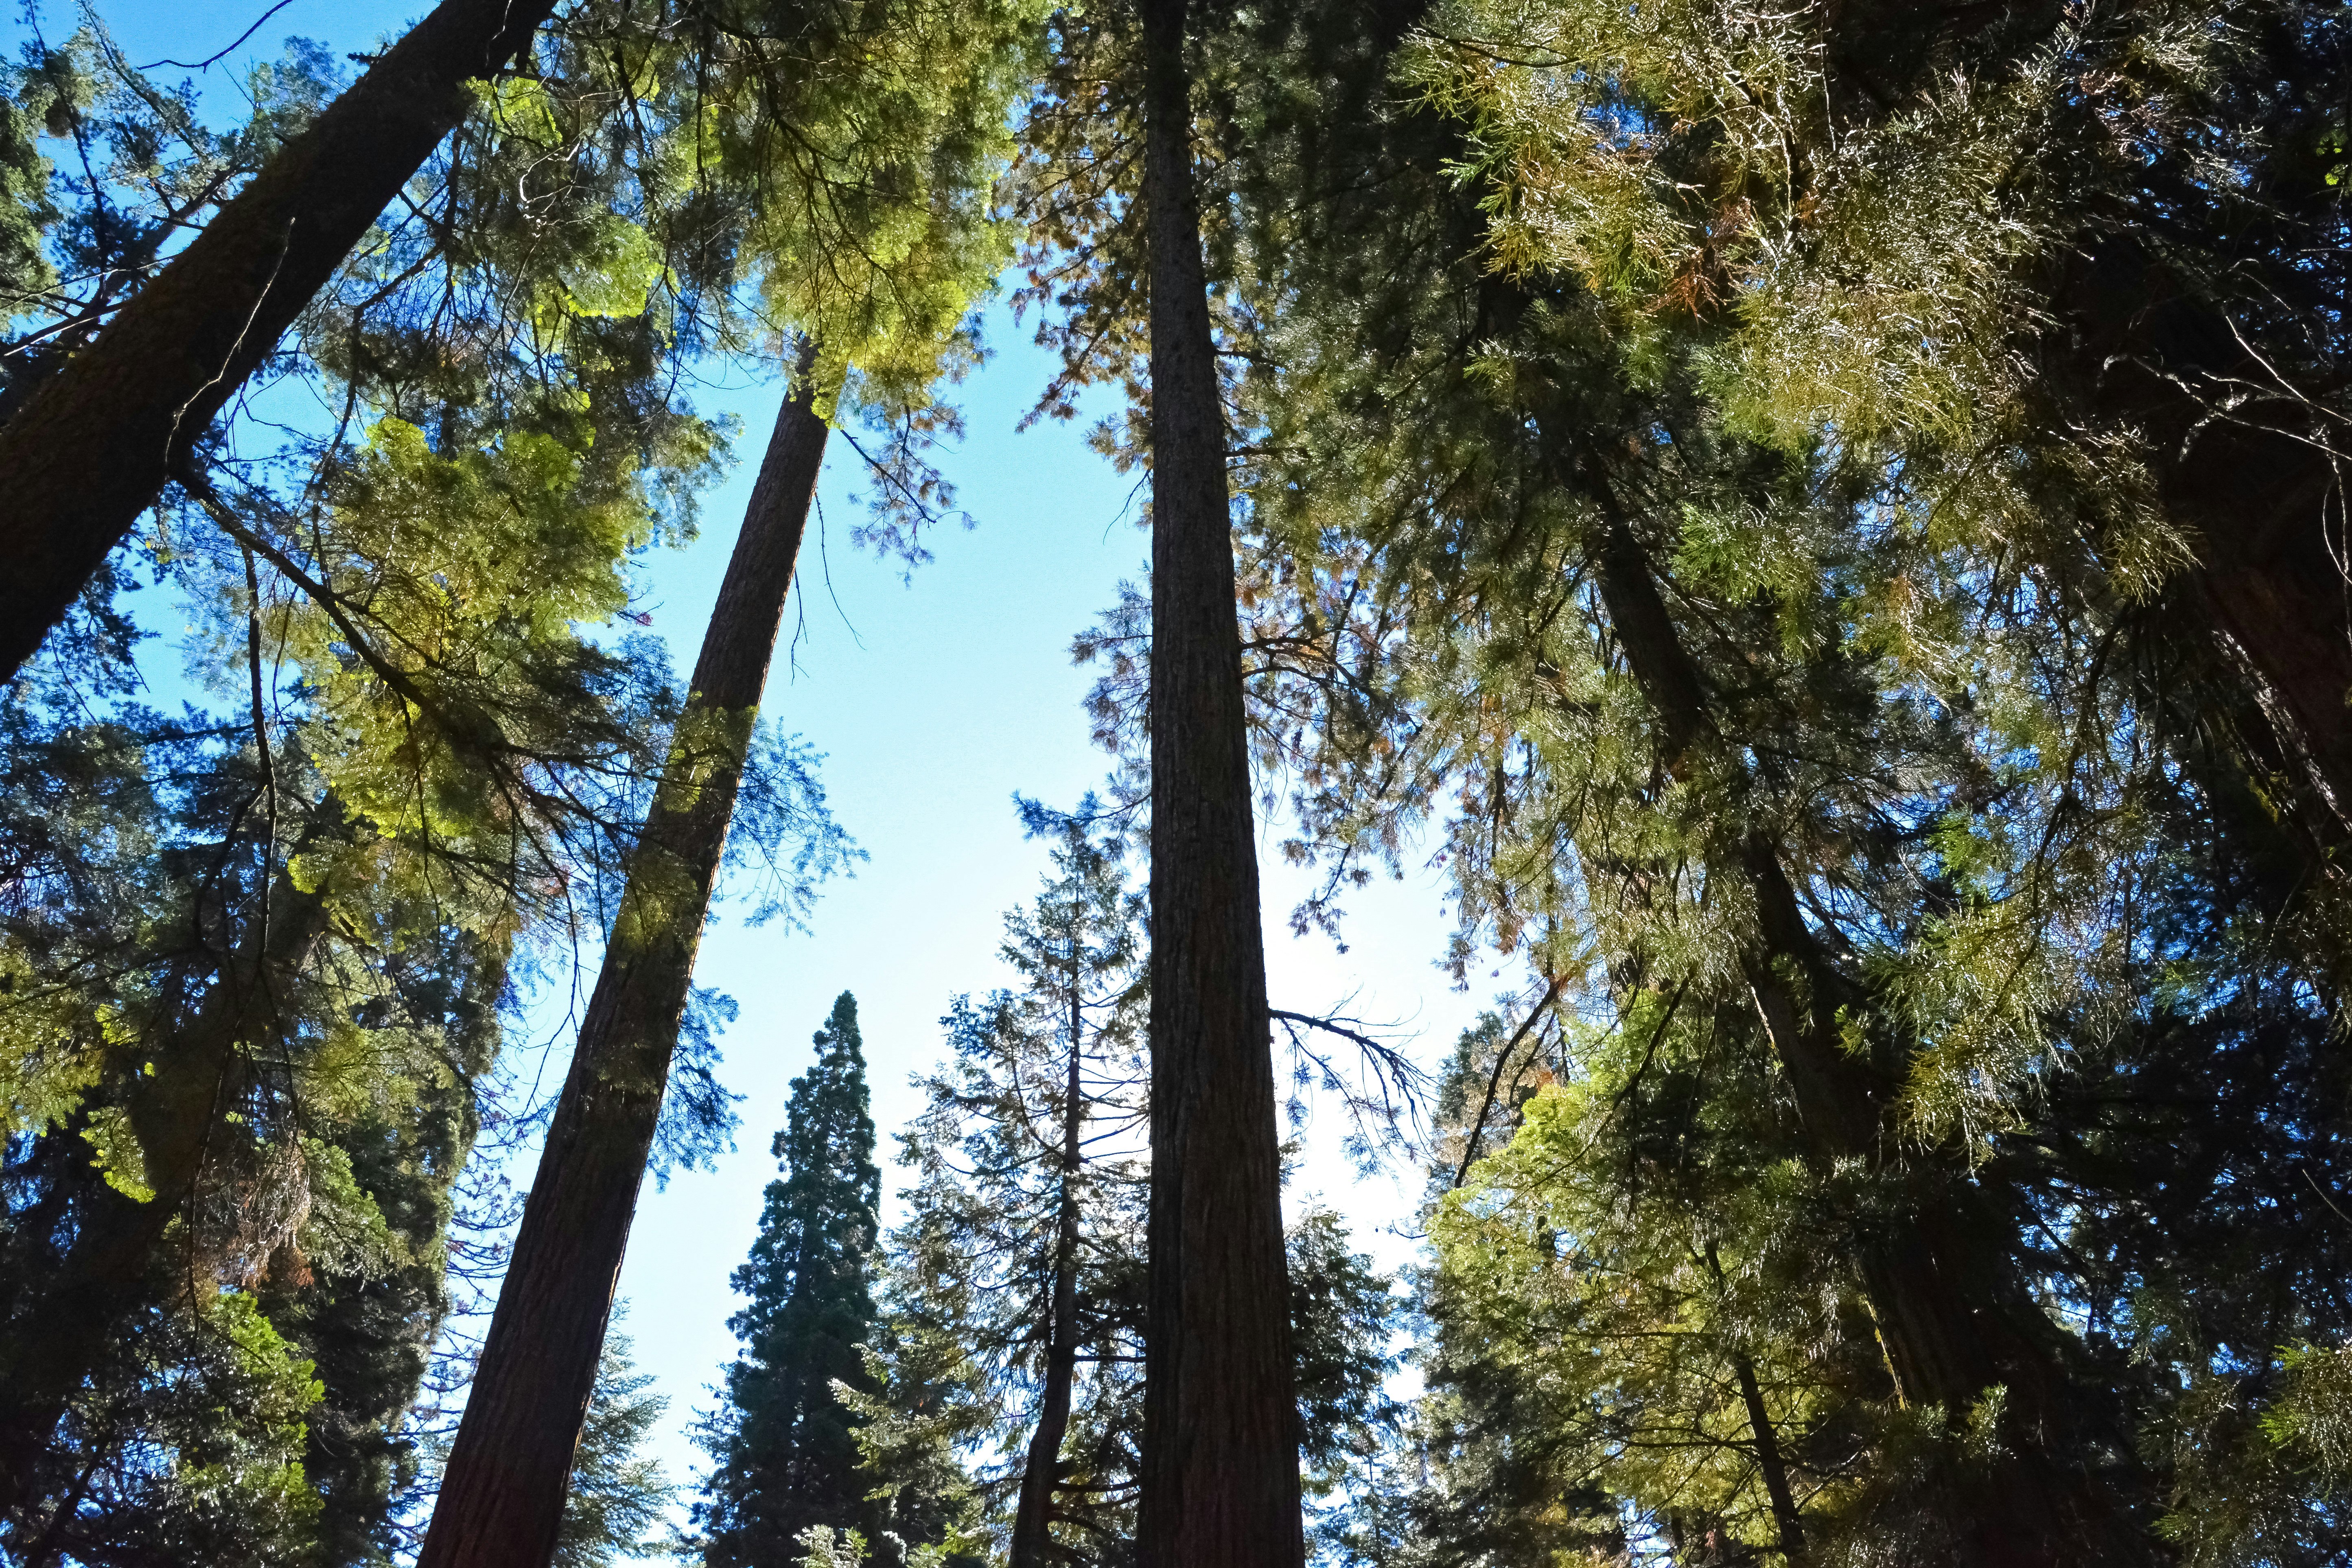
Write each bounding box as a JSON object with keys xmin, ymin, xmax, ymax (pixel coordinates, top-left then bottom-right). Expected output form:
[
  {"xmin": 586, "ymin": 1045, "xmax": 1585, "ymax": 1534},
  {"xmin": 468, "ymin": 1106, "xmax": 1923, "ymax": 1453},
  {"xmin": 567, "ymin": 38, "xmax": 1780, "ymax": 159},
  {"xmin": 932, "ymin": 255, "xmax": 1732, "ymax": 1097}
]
[
  {"xmin": 417, "ymin": 367, "xmax": 829, "ymax": 1568},
  {"xmin": 1009, "ymin": 953, "xmax": 1088, "ymax": 1568},
  {"xmin": 1732, "ymin": 1352, "xmax": 1805, "ymax": 1566},
  {"xmin": 0, "ymin": 0, "xmax": 561, "ymax": 687},
  {"xmin": 0, "ymin": 859, "xmax": 335, "ymax": 1513},
  {"xmin": 1134, "ymin": 0, "xmax": 1304, "ymax": 1564},
  {"xmin": 1706, "ymin": 1242, "xmax": 1805, "ymax": 1566}
]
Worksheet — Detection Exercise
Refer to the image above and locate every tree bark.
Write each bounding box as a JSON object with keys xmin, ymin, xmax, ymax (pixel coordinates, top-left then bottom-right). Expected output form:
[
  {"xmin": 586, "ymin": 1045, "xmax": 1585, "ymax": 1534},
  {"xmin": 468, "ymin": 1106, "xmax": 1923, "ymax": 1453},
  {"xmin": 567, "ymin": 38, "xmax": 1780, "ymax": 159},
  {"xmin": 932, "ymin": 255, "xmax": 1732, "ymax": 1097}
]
[
  {"xmin": 2050, "ymin": 241, "xmax": 2352, "ymax": 846},
  {"xmin": 1134, "ymin": 0, "xmax": 1305, "ymax": 1563},
  {"xmin": 1731, "ymin": 1351, "xmax": 1805, "ymax": 1567},
  {"xmin": 0, "ymin": 0, "xmax": 562, "ymax": 687},
  {"xmin": 416, "ymin": 369, "xmax": 829, "ymax": 1568},
  {"xmin": 1009, "ymin": 953, "xmax": 1088, "ymax": 1568},
  {"xmin": 0, "ymin": 857, "xmax": 335, "ymax": 1516}
]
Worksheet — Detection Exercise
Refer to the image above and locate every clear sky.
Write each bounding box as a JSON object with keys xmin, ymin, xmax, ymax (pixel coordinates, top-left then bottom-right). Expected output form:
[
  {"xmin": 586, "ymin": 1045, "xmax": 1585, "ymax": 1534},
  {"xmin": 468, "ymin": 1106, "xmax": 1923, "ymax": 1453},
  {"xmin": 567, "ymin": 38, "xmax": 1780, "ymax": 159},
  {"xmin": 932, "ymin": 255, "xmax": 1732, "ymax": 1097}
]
[{"xmin": 19, "ymin": 0, "xmax": 1499, "ymax": 1532}]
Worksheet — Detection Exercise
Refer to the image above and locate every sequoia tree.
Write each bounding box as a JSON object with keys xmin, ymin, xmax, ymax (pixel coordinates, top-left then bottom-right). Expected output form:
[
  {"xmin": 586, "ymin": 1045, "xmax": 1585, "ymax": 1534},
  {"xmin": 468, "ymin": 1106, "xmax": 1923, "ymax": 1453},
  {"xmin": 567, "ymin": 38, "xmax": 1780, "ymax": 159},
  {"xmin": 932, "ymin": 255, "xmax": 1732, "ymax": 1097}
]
[
  {"xmin": 1134, "ymin": 0, "xmax": 1304, "ymax": 1560},
  {"xmin": 697, "ymin": 992, "xmax": 883, "ymax": 1565},
  {"xmin": 418, "ymin": 371, "xmax": 834, "ymax": 1568}
]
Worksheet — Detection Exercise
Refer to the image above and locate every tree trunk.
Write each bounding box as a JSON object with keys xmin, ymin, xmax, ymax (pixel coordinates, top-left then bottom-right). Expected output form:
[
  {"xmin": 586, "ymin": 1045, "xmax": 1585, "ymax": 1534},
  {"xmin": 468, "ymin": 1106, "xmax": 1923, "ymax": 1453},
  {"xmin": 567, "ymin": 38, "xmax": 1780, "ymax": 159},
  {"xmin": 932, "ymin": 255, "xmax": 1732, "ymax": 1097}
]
[
  {"xmin": 0, "ymin": 0, "xmax": 561, "ymax": 687},
  {"xmin": 1576, "ymin": 497, "xmax": 2122, "ymax": 1562},
  {"xmin": 1009, "ymin": 956, "xmax": 1087, "ymax": 1568},
  {"xmin": 1134, "ymin": 0, "xmax": 1305, "ymax": 1563},
  {"xmin": 1731, "ymin": 1351, "xmax": 1805, "ymax": 1567},
  {"xmin": 2050, "ymin": 241, "xmax": 2352, "ymax": 848},
  {"xmin": 416, "ymin": 369, "xmax": 829, "ymax": 1568},
  {"xmin": 0, "ymin": 859, "xmax": 335, "ymax": 1516}
]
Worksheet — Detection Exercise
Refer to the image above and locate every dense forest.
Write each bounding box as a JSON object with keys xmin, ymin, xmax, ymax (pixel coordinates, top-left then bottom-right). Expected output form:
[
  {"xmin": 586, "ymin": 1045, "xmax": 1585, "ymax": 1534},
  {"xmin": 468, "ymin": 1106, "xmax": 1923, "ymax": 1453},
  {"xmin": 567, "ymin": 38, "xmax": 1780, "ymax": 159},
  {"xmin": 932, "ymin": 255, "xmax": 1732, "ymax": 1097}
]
[{"xmin": 1, "ymin": 0, "xmax": 2348, "ymax": 1564}]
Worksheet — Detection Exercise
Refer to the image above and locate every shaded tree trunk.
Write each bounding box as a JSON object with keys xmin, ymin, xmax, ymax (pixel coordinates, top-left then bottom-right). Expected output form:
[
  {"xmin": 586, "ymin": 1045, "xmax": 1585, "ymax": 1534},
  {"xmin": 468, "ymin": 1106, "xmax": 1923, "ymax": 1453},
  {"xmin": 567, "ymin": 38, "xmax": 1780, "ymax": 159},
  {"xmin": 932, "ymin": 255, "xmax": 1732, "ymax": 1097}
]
[
  {"xmin": 1134, "ymin": 1, "xmax": 1304, "ymax": 1564},
  {"xmin": 1009, "ymin": 958, "xmax": 1087, "ymax": 1568},
  {"xmin": 1731, "ymin": 1351, "xmax": 1805, "ymax": 1568},
  {"xmin": 417, "ymin": 370, "xmax": 829, "ymax": 1568},
  {"xmin": 1573, "ymin": 491, "xmax": 2137, "ymax": 1563},
  {"xmin": 0, "ymin": 0, "xmax": 561, "ymax": 687},
  {"xmin": 0, "ymin": 857, "xmax": 335, "ymax": 1516},
  {"xmin": 2050, "ymin": 242, "xmax": 2352, "ymax": 850}
]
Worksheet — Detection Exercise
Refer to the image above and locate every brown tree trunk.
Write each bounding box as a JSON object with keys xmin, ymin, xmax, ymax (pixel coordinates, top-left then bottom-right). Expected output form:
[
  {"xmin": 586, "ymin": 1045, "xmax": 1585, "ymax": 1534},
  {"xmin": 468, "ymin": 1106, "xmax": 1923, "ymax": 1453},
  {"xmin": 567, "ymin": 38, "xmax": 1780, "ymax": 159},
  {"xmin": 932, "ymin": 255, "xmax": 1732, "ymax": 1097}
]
[
  {"xmin": 2050, "ymin": 242, "xmax": 2352, "ymax": 846},
  {"xmin": 0, "ymin": 860, "xmax": 335, "ymax": 1515},
  {"xmin": 0, "ymin": 0, "xmax": 561, "ymax": 687},
  {"xmin": 416, "ymin": 370, "xmax": 829, "ymax": 1568},
  {"xmin": 1134, "ymin": 0, "xmax": 1305, "ymax": 1562},
  {"xmin": 1732, "ymin": 1351, "xmax": 1806, "ymax": 1568},
  {"xmin": 1009, "ymin": 957, "xmax": 1087, "ymax": 1568}
]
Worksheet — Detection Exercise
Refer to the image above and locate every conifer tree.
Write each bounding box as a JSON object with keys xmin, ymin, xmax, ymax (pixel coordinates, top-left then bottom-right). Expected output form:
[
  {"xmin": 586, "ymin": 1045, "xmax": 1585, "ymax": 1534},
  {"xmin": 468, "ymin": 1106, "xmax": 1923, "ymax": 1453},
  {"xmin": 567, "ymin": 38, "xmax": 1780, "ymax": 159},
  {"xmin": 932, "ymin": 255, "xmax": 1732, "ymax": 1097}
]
[
  {"xmin": 1134, "ymin": 0, "xmax": 1303, "ymax": 1559},
  {"xmin": 556, "ymin": 1328, "xmax": 680, "ymax": 1568},
  {"xmin": 863, "ymin": 819, "xmax": 1399, "ymax": 1564},
  {"xmin": 698, "ymin": 991, "xmax": 884, "ymax": 1567}
]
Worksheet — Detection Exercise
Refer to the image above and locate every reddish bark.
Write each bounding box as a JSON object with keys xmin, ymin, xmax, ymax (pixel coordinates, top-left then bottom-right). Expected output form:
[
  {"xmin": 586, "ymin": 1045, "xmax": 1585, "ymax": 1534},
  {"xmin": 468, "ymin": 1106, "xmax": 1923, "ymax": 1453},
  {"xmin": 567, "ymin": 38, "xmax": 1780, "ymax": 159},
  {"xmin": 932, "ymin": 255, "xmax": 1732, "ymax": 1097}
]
[
  {"xmin": 1133, "ymin": 1, "xmax": 1305, "ymax": 1564},
  {"xmin": 418, "ymin": 375, "xmax": 828, "ymax": 1568}
]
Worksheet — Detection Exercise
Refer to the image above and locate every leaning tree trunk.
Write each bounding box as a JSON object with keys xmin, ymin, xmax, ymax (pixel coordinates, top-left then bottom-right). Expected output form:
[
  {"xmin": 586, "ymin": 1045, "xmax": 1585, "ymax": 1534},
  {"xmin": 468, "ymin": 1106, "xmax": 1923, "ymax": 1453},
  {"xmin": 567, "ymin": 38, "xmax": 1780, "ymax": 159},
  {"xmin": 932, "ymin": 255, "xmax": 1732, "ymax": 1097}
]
[
  {"xmin": 416, "ymin": 370, "xmax": 829, "ymax": 1568},
  {"xmin": 1009, "ymin": 955, "xmax": 1088, "ymax": 1568},
  {"xmin": 1133, "ymin": 2, "xmax": 1305, "ymax": 1565},
  {"xmin": 0, "ymin": 855, "xmax": 335, "ymax": 1516},
  {"xmin": 0, "ymin": 0, "xmax": 562, "ymax": 687},
  {"xmin": 1577, "ymin": 488, "xmax": 2146, "ymax": 1563}
]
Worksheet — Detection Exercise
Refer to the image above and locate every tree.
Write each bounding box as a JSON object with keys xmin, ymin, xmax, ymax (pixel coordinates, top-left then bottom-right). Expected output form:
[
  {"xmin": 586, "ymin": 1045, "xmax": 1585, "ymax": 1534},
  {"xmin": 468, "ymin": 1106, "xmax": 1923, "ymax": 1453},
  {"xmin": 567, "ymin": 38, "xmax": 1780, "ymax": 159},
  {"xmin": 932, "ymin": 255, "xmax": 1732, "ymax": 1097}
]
[
  {"xmin": 1134, "ymin": 0, "xmax": 1304, "ymax": 1561},
  {"xmin": 0, "ymin": 0, "xmax": 567, "ymax": 681},
  {"xmin": 418, "ymin": 0, "xmax": 1041, "ymax": 1544},
  {"xmin": 880, "ymin": 810, "xmax": 1151, "ymax": 1563},
  {"xmin": 418, "ymin": 371, "xmax": 845, "ymax": 1568},
  {"xmin": 556, "ymin": 1328, "xmax": 680, "ymax": 1568},
  {"xmin": 865, "ymin": 819, "xmax": 1398, "ymax": 1565},
  {"xmin": 698, "ymin": 992, "xmax": 884, "ymax": 1566},
  {"xmin": 1405, "ymin": 0, "xmax": 2352, "ymax": 855}
]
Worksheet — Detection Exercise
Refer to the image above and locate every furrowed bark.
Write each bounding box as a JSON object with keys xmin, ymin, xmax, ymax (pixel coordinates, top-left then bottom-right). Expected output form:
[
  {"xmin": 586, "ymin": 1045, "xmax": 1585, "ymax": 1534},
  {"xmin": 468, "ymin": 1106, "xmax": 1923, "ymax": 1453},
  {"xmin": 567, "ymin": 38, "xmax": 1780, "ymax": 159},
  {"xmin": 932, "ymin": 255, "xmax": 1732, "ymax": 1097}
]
[
  {"xmin": 1135, "ymin": 0, "xmax": 1305, "ymax": 1561},
  {"xmin": 0, "ymin": 0, "xmax": 562, "ymax": 687},
  {"xmin": 1009, "ymin": 955, "xmax": 1087, "ymax": 1568},
  {"xmin": 0, "ymin": 860, "xmax": 335, "ymax": 1515},
  {"xmin": 417, "ymin": 370, "xmax": 828, "ymax": 1568}
]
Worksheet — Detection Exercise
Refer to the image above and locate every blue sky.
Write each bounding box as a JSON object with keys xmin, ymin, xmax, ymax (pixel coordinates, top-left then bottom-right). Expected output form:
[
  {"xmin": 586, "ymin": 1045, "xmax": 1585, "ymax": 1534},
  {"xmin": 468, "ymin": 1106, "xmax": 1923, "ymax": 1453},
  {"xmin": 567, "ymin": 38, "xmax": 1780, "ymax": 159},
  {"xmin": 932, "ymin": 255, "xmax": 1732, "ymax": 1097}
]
[{"xmin": 15, "ymin": 0, "xmax": 1497, "ymax": 1527}]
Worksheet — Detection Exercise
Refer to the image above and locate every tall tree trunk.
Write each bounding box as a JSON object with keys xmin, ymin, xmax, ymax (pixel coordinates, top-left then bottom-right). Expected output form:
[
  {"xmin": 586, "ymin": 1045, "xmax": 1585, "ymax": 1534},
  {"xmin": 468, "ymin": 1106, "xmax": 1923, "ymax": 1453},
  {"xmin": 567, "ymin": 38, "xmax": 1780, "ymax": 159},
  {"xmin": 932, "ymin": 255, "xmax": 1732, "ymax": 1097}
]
[
  {"xmin": 417, "ymin": 368, "xmax": 829, "ymax": 1568},
  {"xmin": 0, "ymin": 0, "xmax": 561, "ymax": 687},
  {"xmin": 1134, "ymin": 0, "xmax": 1304, "ymax": 1563},
  {"xmin": 0, "ymin": 857, "xmax": 335, "ymax": 1516},
  {"xmin": 1009, "ymin": 953, "xmax": 1087, "ymax": 1568}
]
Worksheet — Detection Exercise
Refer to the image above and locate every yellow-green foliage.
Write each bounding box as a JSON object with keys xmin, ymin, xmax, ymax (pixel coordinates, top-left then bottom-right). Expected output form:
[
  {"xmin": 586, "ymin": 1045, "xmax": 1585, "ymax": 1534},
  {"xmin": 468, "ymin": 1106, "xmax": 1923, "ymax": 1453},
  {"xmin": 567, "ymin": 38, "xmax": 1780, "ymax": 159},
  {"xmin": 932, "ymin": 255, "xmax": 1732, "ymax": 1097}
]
[
  {"xmin": 1430, "ymin": 1071, "xmax": 1846, "ymax": 1554},
  {"xmin": 1404, "ymin": 0, "xmax": 2229, "ymax": 587}
]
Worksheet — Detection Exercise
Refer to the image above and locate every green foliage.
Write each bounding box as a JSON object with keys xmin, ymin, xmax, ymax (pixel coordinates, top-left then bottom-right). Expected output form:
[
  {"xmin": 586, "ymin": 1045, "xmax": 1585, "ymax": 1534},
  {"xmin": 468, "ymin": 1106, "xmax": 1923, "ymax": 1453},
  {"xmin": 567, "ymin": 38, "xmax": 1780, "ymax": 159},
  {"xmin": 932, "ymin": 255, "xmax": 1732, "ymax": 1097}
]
[
  {"xmin": 17, "ymin": 1286, "xmax": 326, "ymax": 1564},
  {"xmin": 866, "ymin": 816, "xmax": 1400, "ymax": 1563},
  {"xmin": 558, "ymin": 1328, "xmax": 682, "ymax": 1568},
  {"xmin": 698, "ymin": 993, "xmax": 884, "ymax": 1566}
]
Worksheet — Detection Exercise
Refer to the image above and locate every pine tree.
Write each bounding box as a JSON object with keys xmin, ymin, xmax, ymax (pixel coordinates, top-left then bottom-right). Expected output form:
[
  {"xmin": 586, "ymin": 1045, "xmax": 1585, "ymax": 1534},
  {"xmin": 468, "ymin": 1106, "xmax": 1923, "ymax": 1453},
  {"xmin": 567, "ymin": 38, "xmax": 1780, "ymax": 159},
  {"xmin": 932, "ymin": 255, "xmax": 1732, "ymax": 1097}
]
[
  {"xmin": 698, "ymin": 992, "xmax": 884, "ymax": 1567},
  {"xmin": 879, "ymin": 812, "xmax": 1151, "ymax": 1562},
  {"xmin": 556, "ymin": 1328, "xmax": 680, "ymax": 1568}
]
